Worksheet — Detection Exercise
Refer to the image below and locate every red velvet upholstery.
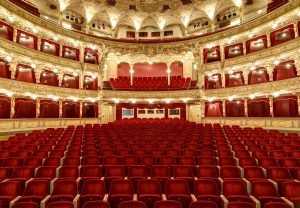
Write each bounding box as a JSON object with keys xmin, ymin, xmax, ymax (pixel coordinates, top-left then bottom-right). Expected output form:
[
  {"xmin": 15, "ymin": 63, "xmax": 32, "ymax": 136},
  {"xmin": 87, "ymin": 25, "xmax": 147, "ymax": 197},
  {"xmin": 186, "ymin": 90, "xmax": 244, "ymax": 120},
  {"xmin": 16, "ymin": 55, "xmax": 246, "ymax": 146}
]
[
  {"xmin": 62, "ymin": 101, "xmax": 80, "ymax": 118},
  {"xmin": 248, "ymin": 98, "xmax": 270, "ymax": 117},
  {"xmin": 225, "ymin": 100, "xmax": 245, "ymax": 117},
  {"xmin": 225, "ymin": 71, "xmax": 244, "ymax": 87},
  {"xmin": 82, "ymin": 102, "xmax": 98, "ymax": 118},
  {"xmin": 14, "ymin": 98, "xmax": 36, "ymax": 118},
  {"xmin": 203, "ymin": 46, "xmax": 221, "ymax": 63},
  {"xmin": 15, "ymin": 64, "xmax": 35, "ymax": 83},
  {"xmin": 9, "ymin": 0, "xmax": 40, "ymax": 16},
  {"xmin": 0, "ymin": 59, "xmax": 11, "ymax": 79},
  {"xmin": 273, "ymin": 95, "xmax": 298, "ymax": 117},
  {"xmin": 205, "ymin": 101, "xmax": 223, "ymax": 117},
  {"xmin": 273, "ymin": 60, "xmax": 297, "ymax": 81},
  {"xmin": 248, "ymin": 68, "xmax": 269, "ymax": 85},
  {"xmin": 62, "ymin": 74, "xmax": 79, "ymax": 89},
  {"xmin": 84, "ymin": 48, "xmax": 98, "ymax": 64},
  {"xmin": 84, "ymin": 75, "xmax": 98, "ymax": 90},
  {"xmin": 270, "ymin": 25, "xmax": 295, "ymax": 46},
  {"xmin": 39, "ymin": 100, "xmax": 59, "ymax": 118},
  {"xmin": 246, "ymin": 35, "xmax": 267, "ymax": 54},
  {"xmin": 224, "ymin": 43, "xmax": 243, "ymax": 59},
  {"xmin": 205, "ymin": 74, "xmax": 222, "ymax": 89},
  {"xmin": 40, "ymin": 70, "xmax": 58, "ymax": 86},
  {"xmin": 0, "ymin": 96, "xmax": 11, "ymax": 118},
  {"xmin": 41, "ymin": 39, "xmax": 59, "ymax": 56},
  {"xmin": 267, "ymin": 0, "xmax": 289, "ymax": 13},
  {"xmin": 62, "ymin": 46, "xmax": 79, "ymax": 61},
  {"xmin": 0, "ymin": 20, "xmax": 13, "ymax": 41},
  {"xmin": 16, "ymin": 30, "xmax": 37, "ymax": 50}
]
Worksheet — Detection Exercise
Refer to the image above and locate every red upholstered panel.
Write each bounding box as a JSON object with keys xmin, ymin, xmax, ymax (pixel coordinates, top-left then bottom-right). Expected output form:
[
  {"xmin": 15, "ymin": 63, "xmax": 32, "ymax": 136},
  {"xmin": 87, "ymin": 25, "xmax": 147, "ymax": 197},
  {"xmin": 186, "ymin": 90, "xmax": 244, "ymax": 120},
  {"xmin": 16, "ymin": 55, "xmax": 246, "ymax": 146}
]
[
  {"xmin": 226, "ymin": 71, "xmax": 244, "ymax": 87},
  {"xmin": 205, "ymin": 74, "xmax": 222, "ymax": 89},
  {"xmin": 170, "ymin": 61, "xmax": 183, "ymax": 77},
  {"xmin": 133, "ymin": 63, "xmax": 168, "ymax": 77},
  {"xmin": 273, "ymin": 60, "xmax": 297, "ymax": 81},
  {"xmin": 248, "ymin": 98, "xmax": 270, "ymax": 117},
  {"xmin": 14, "ymin": 98, "xmax": 36, "ymax": 118},
  {"xmin": 248, "ymin": 68, "xmax": 269, "ymax": 85},
  {"xmin": 225, "ymin": 100, "xmax": 245, "ymax": 117},
  {"xmin": 16, "ymin": 30, "xmax": 37, "ymax": 50},
  {"xmin": 270, "ymin": 24, "xmax": 295, "ymax": 46},
  {"xmin": 273, "ymin": 95, "xmax": 298, "ymax": 117},
  {"xmin": 224, "ymin": 43, "xmax": 243, "ymax": 59},
  {"xmin": 205, "ymin": 101, "xmax": 223, "ymax": 117},
  {"xmin": 116, "ymin": 103, "xmax": 186, "ymax": 120},
  {"xmin": 62, "ymin": 101, "xmax": 80, "ymax": 118},
  {"xmin": 267, "ymin": 0, "xmax": 288, "ymax": 13},
  {"xmin": 0, "ymin": 21, "xmax": 13, "ymax": 41},
  {"xmin": 41, "ymin": 39, "xmax": 59, "ymax": 56},
  {"xmin": 203, "ymin": 46, "xmax": 221, "ymax": 63},
  {"xmin": 62, "ymin": 74, "xmax": 79, "ymax": 89},
  {"xmin": 118, "ymin": 63, "xmax": 131, "ymax": 77},
  {"xmin": 10, "ymin": 0, "xmax": 40, "ymax": 16},
  {"xmin": 15, "ymin": 64, "xmax": 35, "ymax": 83},
  {"xmin": 40, "ymin": 70, "xmax": 58, "ymax": 86},
  {"xmin": 39, "ymin": 100, "xmax": 59, "ymax": 118},
  {"xmin": 62, "ymin": 46, "xmax": 79, "ymax": 61},
  {"xmin": 0, "ymin": 60, "xmax": 11, "ymax": 79},
  {"xmin": 0, "ymin": 96, "xmax": 11, "ymax": 118},
  {"xmin": 246, "ymin": 35, "xmax": 267, "ymax": 54},
  {"xmin": 84, "ymin": 75, "xmax": 98, "ymax": 90},
  {"xmin": 82, "ymin": 102, "xmax": 98, "ymax": 118},
  {"xmin": 84, "ymin": 48, "xmax": 98, "ymax": 64}
]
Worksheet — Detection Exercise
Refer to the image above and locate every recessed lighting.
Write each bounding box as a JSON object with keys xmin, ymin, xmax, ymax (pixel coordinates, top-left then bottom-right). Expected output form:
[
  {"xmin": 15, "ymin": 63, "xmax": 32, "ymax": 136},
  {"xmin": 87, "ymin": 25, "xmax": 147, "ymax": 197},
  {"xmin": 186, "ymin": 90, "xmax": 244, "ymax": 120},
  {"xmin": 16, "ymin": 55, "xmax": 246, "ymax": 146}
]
[
  {"xmin": 5, "ymin": 56, "xmax": 12, "ymax": 62},
  {"xmin": 273, "ymin": 60, "xmax": 280, "ymax": 65},
  {"xmin": 272, "ymin": 22, "xmax": 278, "ymax": 29}
]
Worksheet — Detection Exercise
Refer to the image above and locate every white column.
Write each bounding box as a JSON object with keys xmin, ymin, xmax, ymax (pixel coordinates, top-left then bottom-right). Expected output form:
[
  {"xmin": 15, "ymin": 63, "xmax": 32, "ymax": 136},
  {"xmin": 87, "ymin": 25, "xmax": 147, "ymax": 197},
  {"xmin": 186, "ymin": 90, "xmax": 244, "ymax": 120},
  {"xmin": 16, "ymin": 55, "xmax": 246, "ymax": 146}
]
[
  {"xmin": 221, "ymin": 72, "xmax": 226, "ymax": 88},
  {"xmin": 35, "ymin": 66, "xmax": 42, "ymax": 84},
  {"xmin": 167, "ymin": 64, "xmax": 171, "ymax": 86},
  {"xmin": 37, "ymin": 37, "xmax": 41, "ymax": 51},
  {"xmin": 294, "ymin": 22, "xmax": 299, "ymax": 38},
  {"xmin": 269, "ymin": 96, "xmax": 274, "ymax": 117},
  {"xmin": 297, "ymin": 94, "xmax": 300, "ymax": 116},
  {"xmin": 10, "ymin": 96, "xmax": 15, "ymax": 119},
  {"xmin": 13, "ymin": 28, "xmax": 17, "ymax": 42},
  {"xmin": 242, "ymin": 42, "xmax": 247, "ymax": 55},
  {"xmin": 243, "ymin": 98, "xmax": 248, "ymax": 117},
  {"xmin": 107, "ymin": 58, "xmax": 118, "ymax": 79},
  {"xmin": 222, "ymin": 100, "xmax": 226, "ymax": 117},
  {"xmin": 58, "ymin": 72, "xmax": 64, "ymax": 86},
  {"xmin": 98, "ymin": 73, "xmax": 102, "ymax": 90},
  {"xmin": 59, "ymin": 100, "xmax": 63, "ymax": 118},
  {"xmin": 220, "ymin": 45, "xmax": 225, "ymax": 62},
  {"xmin": 9, "ymin": 61, "xmax": 17, "ymax": 80},
  {"xmin": 79, "ymin": 45, "xmax": 85, "ymax": 63},
  {"xmin": 210, "ymin": 19, "xmax": 215, "ymax": 32},
  {"xmin": 59, "ymin": 44, "xmax": 63, "ymax": 57},
  {"xmin": 239, "ymin": 6, "xmax": 244, "ymax": 24},
  {"xmin": 183, "ymin": 59, "xmax": 193, "ymax": 78},
  {"xmin": 80, "ymin": 101, "xmax": 83, "ymax": 118},
  {"xmin": 130, "ymin": 67, "xmax": 134, "ymax": 86},
  {"xmin": 294, "ymin": 59, "xmax": 300, "ymax": 76},
  {"xmin": 267, "ymin": 32, "xmax": 271, "ymax": 48},
  {"xmin": 36, "ymin": 98, "xmax": 40, "ymax": 118},
  {"xmin": 243, "ymin": 70, "xmax": 248, "ymax": 85},
  {"xmin": 266, "ymin": 65, "xmax": 274, "ymax": 81}
]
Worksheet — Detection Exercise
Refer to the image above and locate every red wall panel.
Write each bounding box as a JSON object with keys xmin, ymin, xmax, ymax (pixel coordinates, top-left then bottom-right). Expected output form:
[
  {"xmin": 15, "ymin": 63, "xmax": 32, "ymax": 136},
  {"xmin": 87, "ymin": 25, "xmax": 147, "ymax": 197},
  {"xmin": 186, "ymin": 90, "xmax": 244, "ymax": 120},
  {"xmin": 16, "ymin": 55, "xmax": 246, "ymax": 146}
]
[
  {"xmin": 273, "ymin": 96, "xmax": 298, "ymax": 117},
  {"xmin": 41, "ymin": 39, "xmax": 59, "ymax": 56},
  {"xmin": 226, "ymin": 71, "xmax": 244, "ymax": 87},
  {"xmin": 205, "ymin": 101, "xmax": 223, "ymax": 117},
  {"xmin": 273, "ymin": 60, "xmax": 297, "ymax": 81},
  {"xmin": 40, "ymin": 70, "xmax": 58, "ymax": 86},
  {"xmin": 15, "ymin": 64, "xmax": 36, "ymax": 83},
  {"xmin": 0, "ymin": 21, "xmax": 13, "ymax": 41},
  {"xmin": 84, "ymin": 76, "xmax": 98, "ymax": 90},
  {"xmin": 270, "ymin": 24, "xmax": 295, "ymax": 46},
  {"xmin": 246, "ymin": 35, "xmax": 267, "ymax": 54},
  {"xmin": 225, "ymin": 100, "xmax": 245, "ymax": 117},
  {"xmin": 82, "ymin": 102, "xmax": 98, "ymax": 118},
  {"xmin": 0, "ymin": 60, "xmax": 11, "ymax": 79},
  {"xmin": 248, "ymin": 98, "xmax": 270, "ymax": 117},
  {"xmin": 0, "ymin": 96, "xmax": 11, "ymax": 118},
  {"xmin": 224, "ymin": 43, "xmax": 243, "ymax": 59},
  {"xmin": 248, "ymin": 69, "xmax": 269, "ymax": 85},
  {"xmin": 39, "ymin": 100, "xmax": 59, "ymax": 118},
  {"xmin": 14, "ymin": 98, "xmax": 36, "ymax": 118},
  {"xmin": 16, "ymin": 30, "xmax": 38, "ymax": 50},
  {"xmin": 62, "ymin": 74, "xmax": 79, "ymax": 89},
  {"xmin": 62, "ymin": 101, "xmax": 80, "ymax": 118},
  {"xmin": 62, "ymin": 46, "xmax": 79, "ymax": 61}
]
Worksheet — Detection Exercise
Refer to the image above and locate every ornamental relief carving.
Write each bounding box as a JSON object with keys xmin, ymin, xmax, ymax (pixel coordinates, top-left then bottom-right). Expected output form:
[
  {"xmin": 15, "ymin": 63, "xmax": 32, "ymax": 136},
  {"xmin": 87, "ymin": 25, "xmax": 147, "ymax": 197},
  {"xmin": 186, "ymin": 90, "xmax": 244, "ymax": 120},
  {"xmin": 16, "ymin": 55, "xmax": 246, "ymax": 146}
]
[{"xmin": 0, "ymin": 0, "xmax": 299, "ymax": 54}]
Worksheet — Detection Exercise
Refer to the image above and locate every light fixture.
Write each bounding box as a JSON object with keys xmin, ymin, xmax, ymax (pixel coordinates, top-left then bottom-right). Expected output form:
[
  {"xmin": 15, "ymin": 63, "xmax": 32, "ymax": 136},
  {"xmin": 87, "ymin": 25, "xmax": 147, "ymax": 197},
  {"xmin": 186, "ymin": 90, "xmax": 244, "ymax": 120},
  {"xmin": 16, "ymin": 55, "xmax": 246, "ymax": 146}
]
[
  {"xmin": 249, "ymin": 94, "xmax": 255, "ymax": 99},
  {"xmin": 273, "ymin": 92, "xmax": 280, "ymax": 97},
  {"xmin": 72, "ymin": 72, "xmax": 78, "ymax": 77},
  {"xmin": 273, "ymin": 60, "xmax": 280, "ymax": 65},
  {"xmin": 53, "ymin": 36, "xmax": 59, "ymax": 41},
  {"xmin": 250, "ymin": 66, "xmax": 256, "ymax": 71},
  {"xmin": 31, "ymin": 63, "xmax": 36, "ymax": 68},
  {"xmin": 31, "ymin": 95, "xmax": 37, "ymax": 100},
  {"xmin": 148, "ymin": 60, "xmax": 153, "ymax": 65},
  {"xmin": 208, "ymin": 97, "xmax": 215, "ymax": 102},
  {"xmin": 8, "ymin": 16, "xmax": 15, "ymax": 23},
  {"xmin": 166, "ymin": 68, "xmax": 171, "ymax": 74},
  {"xmin": 228, "ymin": 96, "xmax": 234, "ymax": 101},
  {"xmin": 32, "ymin": 28, "xmax": 38, "ymax": 34},
  {"xmin": 90, "ymin": 45, "xmax": 97, "ymax": 50},
  {"xmin": 182, "ymin": 98, "xmax": 189, "ymax": 103},
  {"xmin": 6, "ymin": 91, "xmax": 13, "ymax": 97},
  {"xmin": 272, "ymin": 22, "xmax": 278, "ymax": 29},
  {"xmin": 5, "ymin": 56, "xmax": 12, "ymax": 62},
  {"xmin": 193, "ymin": 64, "xmax": 198, "ymax": 70},
  {"xmin": 113, "ymin": 98, "xmax": 119, "ymax": 104},
  {"xmin": 53, "ymin": 68, "xmax": 58, "ymax": 73},
  {"xmin": 228, "ymin": 70, "xmax": 234, "ymax": 75},
  {"xmin": 248, "ymin": 32, "xmax": 254, "ymax": 38},
  {"xmin": 131, "ymin": 99, "xmax": 136, "ymax": 104},
  {"xmin": 257, "ymin": 10, "xmax": 263, "ymax": 14},
  {"xmin": 129, "ymin": 69, "xmax": 134, "ymax": 74},
  {"xmin": 237, "ymin": 101, "xmax": 240, "ymax": 104},
  {"xmin": 148, "ymin": 99, "xmax": 154, "ymax": 104},
  {"xmin": 286, "ymin": 63, "xmax": 292, "ymax": 68}
]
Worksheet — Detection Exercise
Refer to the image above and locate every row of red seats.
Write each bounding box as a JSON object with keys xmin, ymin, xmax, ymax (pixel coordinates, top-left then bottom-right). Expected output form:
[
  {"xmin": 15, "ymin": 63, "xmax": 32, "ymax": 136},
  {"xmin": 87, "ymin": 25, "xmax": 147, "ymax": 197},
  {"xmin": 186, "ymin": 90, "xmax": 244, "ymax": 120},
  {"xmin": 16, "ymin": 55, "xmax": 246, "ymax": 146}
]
[
  {"xmin": 0, "ymin": 121, "xmax": 299, "ymax": 208},
  {"xmin": 109, "ymin": 76, "xmax": 192, "ymax": 91}
]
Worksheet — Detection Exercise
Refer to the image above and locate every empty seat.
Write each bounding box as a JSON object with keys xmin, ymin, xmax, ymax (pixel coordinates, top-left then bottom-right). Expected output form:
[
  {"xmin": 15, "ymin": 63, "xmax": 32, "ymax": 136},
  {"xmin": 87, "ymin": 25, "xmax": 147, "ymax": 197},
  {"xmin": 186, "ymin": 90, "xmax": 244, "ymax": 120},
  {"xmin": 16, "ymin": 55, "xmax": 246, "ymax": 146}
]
[
  {"xmin": 220, "ymin": 166, "xmax": 241, "ymax": 178},
  {"xmin": 193, "ymin": 179, "xmax": 221, "ymax": 207},
  {"xmin": 43, "ymin": 157, "xmax": 61, "ymax": 167},
  {"xmin": 173, "ymin": 166, "xmax": 194, "ymax": 191},
  {"xmin": 35, "ymin": 166, "xmax": 56, "ymax": 180},
  {"xmin": 227, "ymin": 202, "xmax": 255, "ymax": 208},
  {"xmin": 62, "ymin": 157, "xmax": 80, "ymax": 166},
  {"xmin": 104, "ymin": 166, "xmax": 125, "ymax": 191},
  {"xmin": 150, "ymin": 166, "xmax": 171, "ymax": 193},
  {"xmin": 109, "ymin": 179, "xmax": 134, "ymax": 208},
  {"xmin": 189, "ymin": 201, "xmax": 218, "ymax": 208},
  {"xmin": 0, "ymin": 180, "xmax": 21, "ymax": 208},
  {"xmin": 154, "ymin": 200, "xmax": 183, "ymax": 208},
  {"xmin": 165, "ymin": 179, "xmax": 191, "ymax": 208},
  {"xmin": 82, "ymin": 201, "xmax": 110, "ymax": 208},
  {"xmin": 264, "ymin": 202, "xmax": 292, "ymax": 208},
  {"xmin": 251, "ymin": 180, "xmax": 286, "ymax": 207},
  {"xmin": 128, "ymin": 165, "xmax": 148, "ymax": 191},
  {"xmin": 244, "ymin": 166, "xmax": 266, "ymax": 182},
  {"xmin": 77, "ymin": 179, "xmax": 106, "ymax": 208},
  {"xmin": 282, "ymin": 181, "xmax": 300, "ymax": 207},
  {"xmin": 118, "ymin": 201, "xmax": 147, "ymax": 208},
  {"xmin": 47, "ymin": 179, "xmax": 77, "ymax": 203},
  {"xmin": 11, "ymin": 202, "xmax": 39, "ymax": 208},
  {"xmin": 137, "ymin": 179, "xmax": 162, "ymax": 208},
  {"xmin": 258, "ymin": 158, "xmax": 279, "ymax": 168},
  {"xmin": 58, "ymin": 166, "xmax": 79, "ymax": 179},
  {"xmin": 46, "ymin": 201, "xmax": 74, "ymax": 208}
]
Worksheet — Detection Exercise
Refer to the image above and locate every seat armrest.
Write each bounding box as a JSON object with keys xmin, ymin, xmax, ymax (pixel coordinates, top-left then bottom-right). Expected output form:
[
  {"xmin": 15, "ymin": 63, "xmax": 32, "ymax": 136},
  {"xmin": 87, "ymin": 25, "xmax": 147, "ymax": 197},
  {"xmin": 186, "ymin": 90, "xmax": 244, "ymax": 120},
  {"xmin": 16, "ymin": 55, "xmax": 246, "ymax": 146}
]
[
  {"xmin": 218, "ymin": 177, "xmax": 224, "ymax": 191},
  {"xmin": 234, "ymin": 157, "xmax": 239, "ymax": 165},
  {"xmin": 76, "ymin": 177, "xmax": 81, "ymax": 184},
  {"xmin": 56, "ymin": 166, "xmax": 61, "ymax": 178},
  {"xmin": 50, "ymin": 178, "xmax": 58, "ymax": 193},
  {"xmin": 250, "ymin": 195, "xmax": 260, "ymax": 208},
  {"xmin": 103, "ymin": 194, "xmax": 109, "ymax": 201},
  {"xmin": 242, "ymin": 178, "xmax": 251, "ymax": 194},
  {"xmin": 101, "ymin": 177, "xmax": 105, "ymax": 180},
  {"xmin": 40, "ymin": 195, "xmax": 51, "ymax": 208},
  {"xmin": 237, "ymin": 166, "xmax": 244, "ymax": 177},
  {"xmin": 220, "ymin": 195, "xmax": 229, "ymax": 208},
  {"xmin": 9, "ymin": 196, "xmax": 21, "ymax": 208},
  {"xmin": 60, "ymin": 157, "xmax": 65, "ymax": 166},
  {"xmin": 25, "ymin": 178, "xmax": 34, "ymax": 186},
  {"xmin": 73, "ymin": 194, "xmax": 80, "ymax": 208},
  {"xmin": 191, "ymin": 194, "xmax": 197, "ymax": 202},
  {"xmin": 162, "ymin": 194, "xmax": 167, "ymax": 200},
  {"xmin": 262, "ymin": 168, "xmax": 267, "ymax": 176},
  {"xmin": 268, "ymin": 179, "xmax": 278, "ymax": 190},
  {"xmin": 281, "ymin": 197, "xmax": 294, "ymax": 208}
]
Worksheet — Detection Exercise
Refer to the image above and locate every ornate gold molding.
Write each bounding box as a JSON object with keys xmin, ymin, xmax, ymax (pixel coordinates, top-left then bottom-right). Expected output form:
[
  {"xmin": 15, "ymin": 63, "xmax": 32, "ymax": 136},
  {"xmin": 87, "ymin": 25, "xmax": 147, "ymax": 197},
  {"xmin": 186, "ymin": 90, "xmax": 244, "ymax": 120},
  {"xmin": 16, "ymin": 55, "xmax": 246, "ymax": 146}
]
[
  {"xmin": 202, "ymin": 76, "xmax": 300, "ymax": 99},
  {"xmin": 0, "ymin": 118, "xmax": 100, "ymax": 133},
  {"xmin": 203, "ymin": 117, "xmax": 300, "ymax": 131}
]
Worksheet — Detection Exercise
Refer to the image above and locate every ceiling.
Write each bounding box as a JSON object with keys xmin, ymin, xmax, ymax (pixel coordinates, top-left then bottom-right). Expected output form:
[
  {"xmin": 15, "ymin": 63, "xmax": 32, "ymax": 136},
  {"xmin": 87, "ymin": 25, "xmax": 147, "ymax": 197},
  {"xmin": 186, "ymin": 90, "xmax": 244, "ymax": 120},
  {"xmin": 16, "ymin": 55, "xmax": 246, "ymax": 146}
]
[{"xmin": 28, "ymin": 0, "xmax": 268, "ymax": 30}]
